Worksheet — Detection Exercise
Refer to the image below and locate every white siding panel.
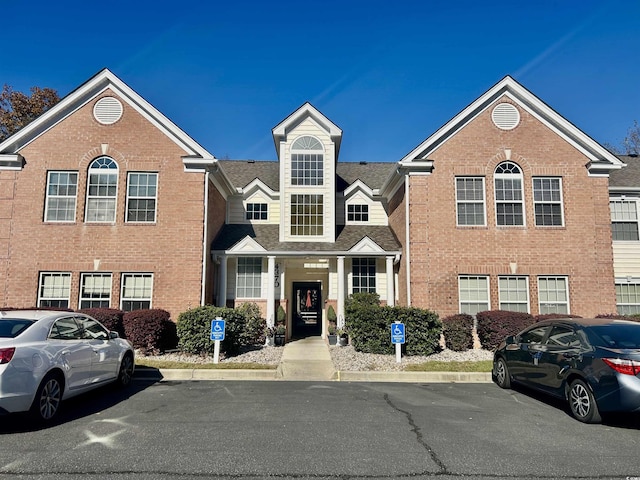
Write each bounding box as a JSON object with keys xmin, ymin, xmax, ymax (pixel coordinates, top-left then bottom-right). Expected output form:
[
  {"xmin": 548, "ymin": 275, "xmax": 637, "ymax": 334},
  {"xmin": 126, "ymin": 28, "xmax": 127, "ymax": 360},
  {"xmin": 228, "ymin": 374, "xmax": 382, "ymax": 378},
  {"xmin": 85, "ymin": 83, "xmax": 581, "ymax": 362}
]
[{"xmin": 613, "ymin": 243, "xmax": 640, "ymax": 277}]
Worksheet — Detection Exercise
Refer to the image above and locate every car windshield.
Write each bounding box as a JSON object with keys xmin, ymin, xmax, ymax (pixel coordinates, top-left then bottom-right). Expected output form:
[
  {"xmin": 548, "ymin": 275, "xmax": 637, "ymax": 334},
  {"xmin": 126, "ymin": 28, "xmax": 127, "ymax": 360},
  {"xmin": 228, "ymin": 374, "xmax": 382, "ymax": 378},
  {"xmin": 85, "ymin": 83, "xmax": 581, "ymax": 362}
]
[
  {"xmin": 589, "ymin": 324, "xmax": 640, "ymax": 349},
  {"xmin": 0, "ymin": 318, "xmax": 35, "ymax": 338}
]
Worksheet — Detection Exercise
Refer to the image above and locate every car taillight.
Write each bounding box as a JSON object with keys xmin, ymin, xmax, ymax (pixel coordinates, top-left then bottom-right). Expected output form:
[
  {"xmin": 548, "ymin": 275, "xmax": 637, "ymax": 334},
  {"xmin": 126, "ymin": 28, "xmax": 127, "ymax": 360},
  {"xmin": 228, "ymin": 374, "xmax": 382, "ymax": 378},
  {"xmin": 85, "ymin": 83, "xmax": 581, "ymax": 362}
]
[
  {"xmin": 603, "ymin": 358, "xmax": 640, "ymax": 376},
  {"xmin": 0, "ymin": 347, "xmax": 15, "ymax": 364}
]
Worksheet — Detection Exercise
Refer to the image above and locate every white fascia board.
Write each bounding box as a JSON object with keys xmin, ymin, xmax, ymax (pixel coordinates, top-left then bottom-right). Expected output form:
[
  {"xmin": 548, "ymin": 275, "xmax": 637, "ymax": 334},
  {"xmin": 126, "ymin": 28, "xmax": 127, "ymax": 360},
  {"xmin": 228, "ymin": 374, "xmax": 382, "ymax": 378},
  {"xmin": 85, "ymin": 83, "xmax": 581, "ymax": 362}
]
[
  {"xmin": 349, "ymin": 236, "xmax": 385, "ymax": 254},
  {"xmin": 610, "ymin": 187, "xmax": 640, "ymax": 194},
  {"xmin": 343, "ymin": 179, "xmax": 374, "ymax": 198},
  {"xmin": 227, "ymin": 236, "xmax": 267, "ymax": 254},
  {"xmin": 240, "ymin": 178, "xmax": 278, "ymax": 198},
  {"xmin": 224, "ymin": 249, "xmax": 403, "ymax": 257},
  {"xmin": 0, "ymin": 154, "xmax": 24, "ymax": 170},
  {"xmin": 399, "ymin": 76, "xmax": 623, "ymax": 171}
]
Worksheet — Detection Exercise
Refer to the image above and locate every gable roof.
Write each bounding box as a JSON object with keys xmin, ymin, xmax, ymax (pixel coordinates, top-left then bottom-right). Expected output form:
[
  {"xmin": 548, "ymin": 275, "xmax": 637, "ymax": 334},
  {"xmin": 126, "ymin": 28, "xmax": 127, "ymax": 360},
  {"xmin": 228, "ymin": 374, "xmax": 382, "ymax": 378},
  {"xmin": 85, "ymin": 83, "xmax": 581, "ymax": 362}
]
[
  {"xmin": 219, "ymin": 160, "xmax": 280, "ymax": 192},
  {"xmin": 0, "ymin": 68, "xmax": 216, "ymax": 171},
  {"xmin": 272, "ymin": 102, "xmax": 342, "ymax": 159},
  {"xmin": 399, "ymin": 76, "xmax": 624, "ymax": 176}
]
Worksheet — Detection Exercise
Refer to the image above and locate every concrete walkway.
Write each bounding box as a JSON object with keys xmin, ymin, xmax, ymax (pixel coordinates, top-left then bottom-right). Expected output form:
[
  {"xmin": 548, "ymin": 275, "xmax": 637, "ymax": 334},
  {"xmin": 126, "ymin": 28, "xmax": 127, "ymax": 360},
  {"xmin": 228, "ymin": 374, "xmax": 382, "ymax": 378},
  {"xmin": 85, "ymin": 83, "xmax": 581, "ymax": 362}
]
[{"xmin": 275, "ymin": 336, "xmax": 336, "ymax": 381}]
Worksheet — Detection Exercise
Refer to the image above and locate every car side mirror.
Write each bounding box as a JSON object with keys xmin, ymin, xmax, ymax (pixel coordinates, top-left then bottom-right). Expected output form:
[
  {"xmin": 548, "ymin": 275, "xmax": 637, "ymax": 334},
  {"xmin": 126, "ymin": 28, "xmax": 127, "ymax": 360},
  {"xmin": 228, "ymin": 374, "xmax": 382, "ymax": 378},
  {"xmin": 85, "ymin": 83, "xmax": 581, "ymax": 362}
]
[
  {"xmin": 109, "ymin": 331, "xmax": 120, "ymax": 339},
  {"xmin": 505, "ymin": 335, "xmax": 516, "ymax": 344}
]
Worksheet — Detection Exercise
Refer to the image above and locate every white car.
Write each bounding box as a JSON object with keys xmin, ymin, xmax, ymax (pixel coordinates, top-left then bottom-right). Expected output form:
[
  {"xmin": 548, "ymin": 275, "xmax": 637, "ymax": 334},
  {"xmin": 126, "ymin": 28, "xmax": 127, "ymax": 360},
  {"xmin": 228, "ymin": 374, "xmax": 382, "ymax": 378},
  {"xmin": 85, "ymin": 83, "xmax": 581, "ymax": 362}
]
[{"xmin": 0, "ymin": 310, "xmax": 135, "ymax": 422}]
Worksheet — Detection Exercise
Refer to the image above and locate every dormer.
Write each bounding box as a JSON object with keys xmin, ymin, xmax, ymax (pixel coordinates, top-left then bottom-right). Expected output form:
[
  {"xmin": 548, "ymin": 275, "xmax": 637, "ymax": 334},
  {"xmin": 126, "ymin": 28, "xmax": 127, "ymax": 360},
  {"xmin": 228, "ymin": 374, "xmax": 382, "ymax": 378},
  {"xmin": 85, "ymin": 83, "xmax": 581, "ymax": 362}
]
[{"xmin": 272, "ymin": 103, "xmax": 342, "ymax": 243}]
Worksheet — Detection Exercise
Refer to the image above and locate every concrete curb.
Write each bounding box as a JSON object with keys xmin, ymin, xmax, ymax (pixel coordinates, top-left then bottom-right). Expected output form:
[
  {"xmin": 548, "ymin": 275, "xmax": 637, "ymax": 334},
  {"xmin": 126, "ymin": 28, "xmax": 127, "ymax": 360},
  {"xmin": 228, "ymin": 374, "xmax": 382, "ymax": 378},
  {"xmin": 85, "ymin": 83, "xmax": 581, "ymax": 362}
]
[{"xmin": 136, "ymin": 369, "xmax": 493, "ymax": 383}]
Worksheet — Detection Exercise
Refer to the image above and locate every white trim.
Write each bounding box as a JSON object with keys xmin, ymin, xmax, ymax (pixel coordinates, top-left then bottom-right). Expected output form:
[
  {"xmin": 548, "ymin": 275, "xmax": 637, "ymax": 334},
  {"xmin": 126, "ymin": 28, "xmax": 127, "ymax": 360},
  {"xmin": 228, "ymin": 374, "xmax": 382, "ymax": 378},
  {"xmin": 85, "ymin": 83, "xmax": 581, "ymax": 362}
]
[
  {"xmin": 38, "ymin": 271, "xmax": 72, "ymax": 308},
  {"xmin": 405, "ymin": 174, "xmax": 411, "ymax": 305},
  {"xmin": 44, "ymin": 170, "xmax": 78, "ymax": 223},
  {"xmin": 348, "ymin": 236, "xmax": 385, "ymax": 254},
  {"xmin": 455, "ymin": 176, "xmax": 487, "ymax": 227},
  {"xmin": 532, "ymin": 177, "xmax": 564, "ymax": 227},
  {"xmin": 85, "ymin": 156, "xmax": 119, "ymax": 224},
  {"xmin": 201, "ymin": 172, "xmax": 209, "ymax": 307},
  {"xmin": 120, "ymin": 273, "xmax": 154, "ymax": 310},
  {"xmin": 0, "ymin": 154, "xmax": 24, "ymax": 170},
  {"xmin": 537, "ymin": 275, "xmax": 570, "ymax": 314},
  {"xmin": 125, "ymin": 172, "xmax": 158, "ymax": 224},
  {"xmin": 79, "ymin": 272, "xmax": 112, "ymax": 309},
  {"xmin": 458, "ymin": 275, "xmax": 491, "ymax": 314},
  {"xmin": 227, "ymin": 236, "xmax": 268, "ymax": 254},
  {"xmin": 498, "ymin": 275, "xmax": 530, "ymax": 313}
]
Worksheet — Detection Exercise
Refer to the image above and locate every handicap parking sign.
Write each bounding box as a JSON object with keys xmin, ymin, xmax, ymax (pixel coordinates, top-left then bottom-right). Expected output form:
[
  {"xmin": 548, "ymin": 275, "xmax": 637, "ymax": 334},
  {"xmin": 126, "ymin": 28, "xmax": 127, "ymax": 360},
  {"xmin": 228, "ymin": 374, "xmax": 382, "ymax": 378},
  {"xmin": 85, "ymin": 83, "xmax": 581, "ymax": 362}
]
[
  {"xmin": 391, "ymin": 322, "xmax": 405, "ymax": 344},
  {"xmin": 210, "ymin": 318, "xmax": 225, "ymax": 341}
]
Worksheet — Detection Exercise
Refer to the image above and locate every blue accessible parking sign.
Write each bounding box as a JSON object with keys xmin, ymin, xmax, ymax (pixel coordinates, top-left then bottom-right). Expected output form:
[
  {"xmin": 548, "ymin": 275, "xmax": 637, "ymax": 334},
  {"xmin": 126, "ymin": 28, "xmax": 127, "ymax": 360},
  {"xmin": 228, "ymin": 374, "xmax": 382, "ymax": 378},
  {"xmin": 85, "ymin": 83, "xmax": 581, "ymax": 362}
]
[
  {"xmin": 391, "ymin": 322, "xmax": 405, "ymax": 344},
  {"xmin": 210, "ymin": 318, "xmax": 226, "ymax": 341}
]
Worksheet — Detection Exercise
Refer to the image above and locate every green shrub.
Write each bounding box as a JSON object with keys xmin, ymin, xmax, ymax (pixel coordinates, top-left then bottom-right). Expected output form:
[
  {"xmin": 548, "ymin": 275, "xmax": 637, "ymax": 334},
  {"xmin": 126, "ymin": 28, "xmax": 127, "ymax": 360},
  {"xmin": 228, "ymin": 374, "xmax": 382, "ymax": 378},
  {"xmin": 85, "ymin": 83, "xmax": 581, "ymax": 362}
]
[
  {"xmin": 596, "ymin": 313, "xmax": 640, "ymax": 322},
  {"xmin": 442, "ymin": 314, "xmax": 474, "ymax": 351},
  {"xmin": 123, "ymin": 309, "xmax": 176, "ymax": 354},
  {"xmin": 476, "ymin": 310, "xmax": 534, "ymax": 350},
  {"xmin": 78, "ymin": 308, "xmax": 125, "ymax": 338},
  {"xmin": 177, "ymin": 304, "xmax": 265, "ymax": 357},
  {"xmin": 345, "ymin": 293, "xmax": 441, "ymax": 356}
]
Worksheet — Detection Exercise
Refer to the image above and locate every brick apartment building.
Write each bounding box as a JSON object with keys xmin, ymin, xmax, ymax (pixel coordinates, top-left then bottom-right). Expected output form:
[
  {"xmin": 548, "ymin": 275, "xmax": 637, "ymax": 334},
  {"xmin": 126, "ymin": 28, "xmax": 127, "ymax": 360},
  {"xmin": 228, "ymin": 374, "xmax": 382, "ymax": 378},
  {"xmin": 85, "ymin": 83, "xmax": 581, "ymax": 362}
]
[{"xmin": 0, "ymin": 69, "xmax": 626, "ymax": 337}]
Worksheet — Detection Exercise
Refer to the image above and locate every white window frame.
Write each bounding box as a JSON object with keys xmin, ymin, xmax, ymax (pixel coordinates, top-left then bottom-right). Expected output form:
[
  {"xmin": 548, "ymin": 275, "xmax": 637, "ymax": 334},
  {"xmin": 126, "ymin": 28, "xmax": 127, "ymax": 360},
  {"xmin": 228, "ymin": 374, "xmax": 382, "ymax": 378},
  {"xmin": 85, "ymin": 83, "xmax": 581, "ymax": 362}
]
[
  {"xmin": 347, "ymin": 204, "xmax": 369, "ymax": 223},
  {"xmin": 290, "ymin": 194, "xmax": 324, "ymax": 236},
  {"xmin": 494, "ymin": 162, "xmax": 525, "ymax": 227},
  {"xmin": 537, "ymin": 276, "xmax": 569, "ymax": 314},
  {"xmin": 126, "ymin": 172, "xmax": 158, "ymax": 223},
  {"xmin": 38, "ymin": 272, "xmax": 71, "ymax": 308},
  {"xmin": 45, "ymin": 171, "xmax": 78, "ymax": 222},
  {"xmin": 458, "ymin": 275, "xmax": 490, "ymax": 315},
  {"xmin": 610, "ymin": 198, "xmax": 640, "ymax": 241},
  {"xmin": 246, "ymin": 202, "xmax": 268, "ymax": 221},
  {"xmin": 352, "ymin": 258, "xmax": 376, "ymax": 294},
  {"xmin": 291, "ymin": 136, "xmax": 324, "ymax": 186},
  {"xmin": 498, "ymin": 276, "xmax": 530, "ymax": 313},
  {"xmin": 85, "ymin": 156, "xmax": 118, "ymax": 223},
  {"xmin": 455, "ymin": 177, "xmax": 486, "ymax": 226},
  {"xmin": 236, "ymin": 257, "xmax": 262, "ymax": 298},
  {"xmin": 79, "ymin": 273, "xmax": 112, "ymax": 309},
  {"xmin": 120, "ymin": 273, "xmax": 153, "ymax": 311},
  {"xmin": 533, "ymin": 177, "xmax": 564, "ymax": 227},
  {"xmin": 615, "ymin": 280, "xmax": 640, "ymax": 315}
]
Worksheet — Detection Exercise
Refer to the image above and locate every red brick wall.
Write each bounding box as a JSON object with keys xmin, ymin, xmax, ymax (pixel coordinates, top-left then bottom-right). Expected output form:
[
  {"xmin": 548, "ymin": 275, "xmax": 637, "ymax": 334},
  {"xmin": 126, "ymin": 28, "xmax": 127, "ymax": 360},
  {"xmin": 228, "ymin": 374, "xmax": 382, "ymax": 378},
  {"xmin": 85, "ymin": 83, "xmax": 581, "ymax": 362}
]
[
  {"xmin": 387, "ymin": 182, "xmax": 407, "ymax": 306},
  {"xmin": 407, "ymin": 97, "xmax": 617, "ymax": 317},
  {"xmin": 3, "ymin": 90, "xmax": 210, "ymax": 319}
]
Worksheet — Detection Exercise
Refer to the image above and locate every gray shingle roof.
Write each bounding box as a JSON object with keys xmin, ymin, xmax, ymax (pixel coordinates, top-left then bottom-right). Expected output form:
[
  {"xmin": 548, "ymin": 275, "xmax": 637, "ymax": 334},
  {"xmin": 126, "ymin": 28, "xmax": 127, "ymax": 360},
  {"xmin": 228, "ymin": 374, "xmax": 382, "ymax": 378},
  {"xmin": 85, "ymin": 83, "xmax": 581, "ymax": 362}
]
[
  {"xmin": 212, "ymin": 224, "xmax": 401, "ymax": 253},
  {"xmin": 610, "ymin": 155, "xmax": 640, "ymax": 189},
  {"xmin": 218, "ymin": 160, "xmax": 396, "ymax": 192}
]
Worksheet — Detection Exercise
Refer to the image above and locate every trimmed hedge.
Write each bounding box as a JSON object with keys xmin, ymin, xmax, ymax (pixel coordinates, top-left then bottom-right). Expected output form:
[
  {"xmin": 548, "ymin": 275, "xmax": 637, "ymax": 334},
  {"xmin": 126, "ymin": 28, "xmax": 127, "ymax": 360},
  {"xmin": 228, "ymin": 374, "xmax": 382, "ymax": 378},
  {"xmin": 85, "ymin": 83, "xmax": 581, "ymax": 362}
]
[
  {"xmin": 476, "ymin": 310, "xmax": 534, "ymax": 350},
  {"xmin": 78, "ymin": 308, "xmax": 125, "ymax": 338},
  {"xmin": 123, "ymin": 309, "xmax": 176, "ymax": 354},
  {"xmin": 345, "ymin": 293, "xmax": 442, "ymax": 356},
  {"xmin": 177, "ymin": 305, "xmax": 265, "ymax": 357},
  {"xmin": 534, "ymin": 313, "xmax": 582, "ymax": 322},
  {"xmin": 596, "ymin": 313, "xmax": 640, "ymax": 322},
  {"xmin": 441, "ymin": 314, "xmax": 474, "ymax": 351}
]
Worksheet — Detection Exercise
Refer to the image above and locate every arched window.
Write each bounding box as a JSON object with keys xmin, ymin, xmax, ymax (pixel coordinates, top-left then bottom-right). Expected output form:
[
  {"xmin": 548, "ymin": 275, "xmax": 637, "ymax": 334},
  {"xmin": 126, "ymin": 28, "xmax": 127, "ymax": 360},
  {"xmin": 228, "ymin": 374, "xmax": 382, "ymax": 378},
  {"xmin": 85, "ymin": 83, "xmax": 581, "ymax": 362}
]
[
  {"xmin": 86, "ymin": 156, "xmax": 118, "ymax": 223},
  {"xmin": 494, "ymin": 161, "xmax": 524, "ymax": 226},
  {"xmin": 291, "ymin": 136, "xmax": 323, "ymax": 186}
]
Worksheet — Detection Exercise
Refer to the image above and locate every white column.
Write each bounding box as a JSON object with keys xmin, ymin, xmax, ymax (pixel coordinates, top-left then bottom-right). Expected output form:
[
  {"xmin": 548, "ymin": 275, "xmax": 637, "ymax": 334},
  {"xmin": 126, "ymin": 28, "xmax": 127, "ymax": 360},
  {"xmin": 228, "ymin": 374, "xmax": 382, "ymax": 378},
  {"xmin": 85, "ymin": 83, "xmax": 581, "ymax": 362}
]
[
  {"xmin": 218, "ymin": 255, "xmax": 227, "ymax": 308},
  {"xmin": 386, "ymin": 256, "xmax": 395, "ymax": 307},
  {"xmin": 337, "ymin": 256, "xmax": 345, "ymax": 328},
  {"xmin": 267, "ymin": 256, "xmax": 276, "ymax": 327}
]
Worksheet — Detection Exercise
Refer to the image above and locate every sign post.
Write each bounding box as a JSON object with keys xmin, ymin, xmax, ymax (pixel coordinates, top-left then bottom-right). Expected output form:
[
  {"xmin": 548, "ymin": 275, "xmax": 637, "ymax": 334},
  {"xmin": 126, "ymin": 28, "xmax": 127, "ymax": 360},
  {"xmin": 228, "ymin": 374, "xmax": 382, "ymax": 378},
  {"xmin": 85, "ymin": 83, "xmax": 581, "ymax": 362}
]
[
  {"xmin": 391, "ymin": 321, "xmax": 405, "ymax": 363},
  {"xmin": 210, "ymin": 317, "xmax": 226, "ymax": 364}
]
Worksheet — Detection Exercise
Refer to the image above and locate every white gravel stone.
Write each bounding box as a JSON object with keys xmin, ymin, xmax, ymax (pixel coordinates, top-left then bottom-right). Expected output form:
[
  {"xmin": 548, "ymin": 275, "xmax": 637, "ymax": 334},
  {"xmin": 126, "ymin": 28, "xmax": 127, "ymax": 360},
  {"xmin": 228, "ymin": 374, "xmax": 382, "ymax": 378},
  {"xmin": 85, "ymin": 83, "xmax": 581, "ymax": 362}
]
[{"xmin": 140, "ymin": 344, "xmax": 492, "ymax": 371}]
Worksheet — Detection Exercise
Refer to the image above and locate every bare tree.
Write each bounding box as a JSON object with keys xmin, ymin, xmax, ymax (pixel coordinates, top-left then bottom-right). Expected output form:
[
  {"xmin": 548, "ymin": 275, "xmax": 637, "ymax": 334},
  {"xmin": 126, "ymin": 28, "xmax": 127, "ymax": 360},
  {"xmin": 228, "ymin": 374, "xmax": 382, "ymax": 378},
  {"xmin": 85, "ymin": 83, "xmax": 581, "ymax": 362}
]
[
  {"xmin": 606, "ymin": 120, "xmax": 640, "ymax": 155},
  {"xmin": 0, "ymin": 84, "xmax": 60, "ymax": 141}
]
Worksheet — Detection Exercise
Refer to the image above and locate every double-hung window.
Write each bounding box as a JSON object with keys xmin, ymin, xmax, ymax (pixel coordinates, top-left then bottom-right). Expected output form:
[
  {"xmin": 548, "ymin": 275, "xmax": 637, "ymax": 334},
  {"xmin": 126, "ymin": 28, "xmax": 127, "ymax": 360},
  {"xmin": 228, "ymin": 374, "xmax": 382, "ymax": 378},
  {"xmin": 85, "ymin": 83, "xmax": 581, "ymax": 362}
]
[
  {"xmin": 86, "ymin": 156, "xmax": 118, "ymax": 223},
  {"xmin": 45, "ymin": 171, "xmax": 78, "ymax": 222},
  {"xmin": 533, "ymin": 178, "xmax": 563, "ymax": 226},
  {"xmin": 456, "ymin": 177, "xmax": 486, "ymax": 226},
  {"xmin": 290, "ymin": 194, "xmax": 323, "ymax": 236},
  {"xmin": 80, "ymin": 273, "xmax": 112, "ymax": 309},
  {"xmin": 610, "ymin": 199, "xmax": 639, "ymax": 241},
  {"xmin": 236, "ymin": 258, "xmax": 262, "ymax": 298},
  {"xmin": 498, "ymin": 276, "xmax": 529, "ymax": 312},
  {"xmin": 458, "ymin": 275, "xmax": 490, "ymax": 315},
  {"xmin": 38, "ymin": 272, "xmax": 71, "ymax": 308},
  {"xmin": 127, "ymin": 172, "xmax": 157, "ymax": 222},
  {"xmin": 494, "ymin": 162, "xmax": 524, "ymax": 226},
  {"xmin": 121, "ymin": 273, "xmax": 153, "ymax": 311},
  {"xmin": 538, "ymin": 276, "xmax": 569, "ymax": 314},
  {"xmin": 616, "ymin": 282, "xmax": 640, "ymax": 315},
  {"xmin": 352, "ymin": 258, "xmax": 376, "ymax": 293}
]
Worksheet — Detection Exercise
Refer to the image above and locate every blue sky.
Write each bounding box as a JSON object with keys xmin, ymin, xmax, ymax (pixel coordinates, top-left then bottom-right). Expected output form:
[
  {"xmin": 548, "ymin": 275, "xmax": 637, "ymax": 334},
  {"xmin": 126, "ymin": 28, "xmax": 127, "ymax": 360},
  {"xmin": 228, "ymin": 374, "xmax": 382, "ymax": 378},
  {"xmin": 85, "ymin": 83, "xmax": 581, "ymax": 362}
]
[{"xmin": 2, "ymin": 0, "xmax": 639, "ymax": 161}]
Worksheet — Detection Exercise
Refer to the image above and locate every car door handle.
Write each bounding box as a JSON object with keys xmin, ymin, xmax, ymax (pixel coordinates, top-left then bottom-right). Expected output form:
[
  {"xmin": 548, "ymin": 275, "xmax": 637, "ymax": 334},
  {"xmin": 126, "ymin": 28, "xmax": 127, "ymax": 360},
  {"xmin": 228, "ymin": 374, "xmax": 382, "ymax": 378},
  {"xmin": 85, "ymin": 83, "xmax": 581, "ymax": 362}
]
[{"xmin": 61, "ymin": 350, "xmax": 70, "ymax": 356}]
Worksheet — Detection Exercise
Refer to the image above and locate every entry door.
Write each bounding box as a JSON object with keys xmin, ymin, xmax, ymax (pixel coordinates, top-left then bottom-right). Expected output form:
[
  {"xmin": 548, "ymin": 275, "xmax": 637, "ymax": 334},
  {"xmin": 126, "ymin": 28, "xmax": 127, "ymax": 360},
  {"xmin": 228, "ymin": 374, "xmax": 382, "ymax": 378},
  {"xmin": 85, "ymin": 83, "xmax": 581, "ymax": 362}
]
[{"xmin": 292, "ymin": 282, "xmax": 322, "ymax": 337}]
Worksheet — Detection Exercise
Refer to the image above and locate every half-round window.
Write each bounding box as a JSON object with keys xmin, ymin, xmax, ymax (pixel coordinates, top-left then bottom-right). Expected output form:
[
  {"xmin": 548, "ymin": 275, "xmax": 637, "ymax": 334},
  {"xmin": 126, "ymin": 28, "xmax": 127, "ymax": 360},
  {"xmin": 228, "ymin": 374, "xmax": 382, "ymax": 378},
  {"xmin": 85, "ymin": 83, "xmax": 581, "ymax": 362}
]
[
  {"xmin": 85, "ymin": 156, "xmax": 118, "ymax": 223},
  {"xmin": 291, "ymin": 136, "xmax": 324, "ymax": 186}
]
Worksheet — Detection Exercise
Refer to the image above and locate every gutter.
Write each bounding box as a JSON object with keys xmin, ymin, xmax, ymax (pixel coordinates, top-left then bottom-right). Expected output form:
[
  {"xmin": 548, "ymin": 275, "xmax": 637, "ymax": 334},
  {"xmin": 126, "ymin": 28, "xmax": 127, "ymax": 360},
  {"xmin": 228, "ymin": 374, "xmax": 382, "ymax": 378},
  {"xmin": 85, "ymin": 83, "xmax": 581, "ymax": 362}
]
[{"xmin": 200, "ymin": 171, "xmax": 209, "ymax": 306}]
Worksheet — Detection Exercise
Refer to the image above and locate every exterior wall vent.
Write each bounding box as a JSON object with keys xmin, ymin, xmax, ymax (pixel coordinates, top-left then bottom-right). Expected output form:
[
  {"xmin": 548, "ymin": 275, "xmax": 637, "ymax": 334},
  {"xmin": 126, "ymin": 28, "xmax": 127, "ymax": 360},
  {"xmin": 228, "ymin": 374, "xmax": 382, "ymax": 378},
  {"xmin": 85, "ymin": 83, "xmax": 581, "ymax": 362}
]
[
  {"xmin": 93, "ymin": 97, "xmax": 123, "ymax": 125},
  {"xmin": 491, "ymin": 103, "xmax": 520, "ymax": 130}
]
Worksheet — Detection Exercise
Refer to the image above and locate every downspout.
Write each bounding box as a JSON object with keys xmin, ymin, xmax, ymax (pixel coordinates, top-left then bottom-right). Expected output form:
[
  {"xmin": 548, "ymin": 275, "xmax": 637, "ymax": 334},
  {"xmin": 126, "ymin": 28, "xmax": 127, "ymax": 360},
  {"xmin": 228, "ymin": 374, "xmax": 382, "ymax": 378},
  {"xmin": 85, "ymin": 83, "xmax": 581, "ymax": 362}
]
[
  {"xmin": 200, "ymin": 171, "xmax": 209, "ymax": 306},
  {"xmin": 404, "ymin": 173, "xmax": 411, "ymax": 306}
]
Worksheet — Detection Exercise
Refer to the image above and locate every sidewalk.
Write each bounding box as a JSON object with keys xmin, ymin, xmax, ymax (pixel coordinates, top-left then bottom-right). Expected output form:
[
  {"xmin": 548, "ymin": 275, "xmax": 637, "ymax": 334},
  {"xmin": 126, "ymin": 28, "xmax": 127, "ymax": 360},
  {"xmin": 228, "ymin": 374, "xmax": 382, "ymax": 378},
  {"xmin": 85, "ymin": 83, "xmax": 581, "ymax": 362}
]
[{"xmin": 136, "ymin": 337, "xmax": 493, "ymax": 383}]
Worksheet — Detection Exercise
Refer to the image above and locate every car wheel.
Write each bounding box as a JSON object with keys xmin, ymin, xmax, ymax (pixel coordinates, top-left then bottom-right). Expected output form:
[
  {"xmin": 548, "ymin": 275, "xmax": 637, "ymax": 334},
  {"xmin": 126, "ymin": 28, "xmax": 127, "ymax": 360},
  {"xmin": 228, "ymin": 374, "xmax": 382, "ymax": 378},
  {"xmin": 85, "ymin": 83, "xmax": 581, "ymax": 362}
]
[
  {"xmin": 494, "ymin": 357, "xmax": 511, "ymax": 389},
  {"xmin": 31, "ymin": 373, "xmax": 63, "ymax": 422},
  {"xmin": 568, "ymin": 379, "xmax": 601, "ymax": 424},
  {"xmin": 116, "ymin": 353, "xmax": 134, "ymax": 388}
]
